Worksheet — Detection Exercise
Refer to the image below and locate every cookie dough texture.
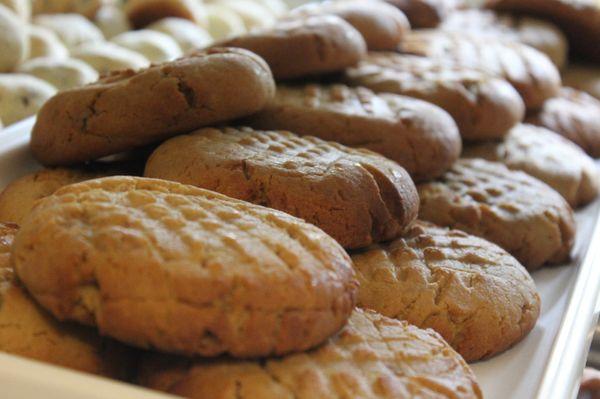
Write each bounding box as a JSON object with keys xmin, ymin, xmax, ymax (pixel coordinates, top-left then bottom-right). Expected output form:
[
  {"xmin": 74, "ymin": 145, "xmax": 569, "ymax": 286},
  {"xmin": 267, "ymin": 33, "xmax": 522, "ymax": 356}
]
[
  {"xmin": 464, "ymin": 124, "xmax": 600, "ymax": 208},
  {"xmin": 344, "ymin": 53, "xmax": 525, "ymax": 141},
  {"xmin": 125, "ymin": 0, "xmax": 207, "ymax": 29},
  {"xmin": 0, "ymin": 5, "xmax": 27, "ymax": 72},
  {"xmin": 111, "ymin": 30, "xmax": 183, "ymax": 63},
  {"xmin": 0, "ymin": 223, "xmax": 135, "ymax": 379},
  {"xmin": 17, "ymin": 57, "xmax": 99, "ymax": 91},
  {"xmin": 147, "ymin": 17, "xmax": 212, "ymax": 53},
  {"xmin": 31, "ymin": 0, "xmax": 102, "ymax": 18},
  {"xmin": 526, "ymin": 88, "xmax": 600, "ymax": 158},
  {"xmin": 0, "ymin": 74, "xmax": 56, "ymax": 126},
  {"xmin": 418, "ymin": 159, "xmax": 575, "ymax": 269},
  {"xmin": 246, "ymin": 84, "xmax": 461, "ymax": 182},
  {"xmin": 563, "ymin": 64, "xmax": 600, "ymax": 100},
  {"xmin": 71, "ymin": 42, "xmax": 151, "ymax": 75},
  {"xmin": 352, "ymin": 221, "xmax": 540, "ymax": 362},
  {"xmin": 26, "ymin": 25, "xmax": 69, "ymax": 60},
  {"xmin": 31, "ymin": 48, "xmax": 275, "ymax": 166},
  {"xmin": 398, "ymin": 30, "xmax": 561, "ymax": 110},
  {"xmin": 33, "ymin": 13, "xmax": 104, "ymax": 51},
  {"xmin": 13, "ymin": 176, "xmax": 358, "ymax": 357},
  {"xmin": 145, "ymin": 127, "xmax": 419, "ymax": 249},
  {"xmin": 137, "ymin": 309, "xmax": 483, "ymax": 399}
]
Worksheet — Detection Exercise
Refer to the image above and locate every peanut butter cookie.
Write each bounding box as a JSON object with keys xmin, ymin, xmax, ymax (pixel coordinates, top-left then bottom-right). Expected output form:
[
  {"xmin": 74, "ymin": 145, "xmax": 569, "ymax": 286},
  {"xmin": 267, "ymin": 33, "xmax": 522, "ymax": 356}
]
[{"xmin": 125, "ymin": 0, "xmax": 207, "ymax": 29}]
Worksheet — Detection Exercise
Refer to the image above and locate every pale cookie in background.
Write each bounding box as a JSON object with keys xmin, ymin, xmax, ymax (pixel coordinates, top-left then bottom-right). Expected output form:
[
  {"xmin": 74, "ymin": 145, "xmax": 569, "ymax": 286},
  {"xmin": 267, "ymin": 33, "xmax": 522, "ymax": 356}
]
[
  {"xmin": 464, "ymin": 124, "xmax": 600, "ymax": 208},
  {"xmin": 145, "ymin": 127, "xmax": 419, "ymax": 249},
  {"xmin": 246, "ymin": 84, "xmax": 461, "ymax": 182},
  {"xmin": 71, "ymin": 42, "xmax": 150, "ymax": 75},
  {"xmin": 33, "ymin": 13, "xmax": 104, "ymax": 51},
  {"xmin": 216, "ymin": 0, "xmax": 277, "ymax": 30},
  {"xmin": 218, "ymin": 16, "xmax": 366, "ymax": 80},
  {"xmin": 147, "ymin": 17, "xmax": 212, "ymax": 53},
  {"xmin": 32, "ymin": 48, "xmax": 275, "ymax": 165},
  {"xmin": 31, "ymin": 0, "xmax": 102, "ymax": 18},
  {"xmin": 13, "ymin": 176, "xmax": 358, "ymax": 357},
  {"xmin": 17, "ymin": 57, "xmax": 99, "ymax": 91},
  {"xmin": 344, "ymin": 53, "xmax": 525, "ymax": 141},
  {"xmin": 0, "ymin": 223, "xmax": 137, "ymax": 380},
  {"xmin": 204, "ymin": 3, "xmax": 246, "ymax": 40},
  {"xmin": 398, "ymin": 30, "xmax": 561, "ymax": 110},
  {"xmin": 125, "ymin": 0, "xmax": 207, "ymax": 29},
  {"xmin": 254, "ymin": 0, "xmax": 287, "ymax": 17},
  {"xmin": 384, "ymin": 0, "xmax": 462, "ymax": 28},
  {"xmin": 138, "ymin": 309, "xmax": 483, "ymax": 399},
  {"xmin": 111, "ymin": 30, "xmax": 182, "ymax": 63},
  {"xmin": 93, "ymin": 4, "xmax": 132, "ymax": 39},
  {"xmin": 0, "ymin": 74, "xmax": 56, "ymax": 126},
  {"xmin": 0, "ymin": 0, "xmax": 30, "ymax": 21},
  {"xmin": 441, "ymin": 9, "xmax": 568, "ymax": 69},
  {"xmin": 418, "ymin": 158, "xmax": 575, "ymax": 269},
  {"xmin": 289, "ymin": 0, "xmax": 410, "ymax": 51},
  {"xmin": 352, "ymin": 221, "xmax": 540, "ymax": 362},
  {"xmin": 0, "ymin": 117, "xmax": 3, "ymax": 130},
  {"xmin": 0, "ymin": 5, "xmax": 28, "ymax": 72},
  {"xmin": 26, "ymin": 25, "xmax": 69, "ymax": 60},
  {"xmin": 527, "ymin": 87, "xmax": 600, "ymax": 158},
  {"xmin": 562, "ymin": 64, "xmax": 600, "ymax": 100}
]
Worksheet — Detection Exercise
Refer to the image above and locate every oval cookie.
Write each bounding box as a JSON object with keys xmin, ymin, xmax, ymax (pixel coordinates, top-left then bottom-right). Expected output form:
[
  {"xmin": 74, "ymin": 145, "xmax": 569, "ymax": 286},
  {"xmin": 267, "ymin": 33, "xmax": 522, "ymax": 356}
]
[
  {"xmin": 111, "ymin": 30, "xmax": 183, "ymax": 63},
  {"xmin": 352, "ymin": 221, "xmax": 540, "ymax": 362},
  {"xmin": 384, "ymin": 0, "xmax": 460, "ymax": 28},
  {"xmin": 71, "ymin": 42, "xmax": 151, "ymax": 75},
  {"xmin": 31, "ymin": 48, "xmax": 276, "ymax": 166},
  {"xmin": 33, "ymin": 13, "xmax": 104, "ymax": 51},
  {"xmin": 147, "ymin": 17, "xmax": 213, "ymax": 53},
  {"xmin": 26, "ymin": 25, "xmax": 69, "ymax": 60},
  {"xmin": 0, "ymin": 5, "xmax": 27, "ymax": 72},
  {"xmin": 125, "ymin": 0, "xmax": 207, "ymax": 29},
  {"xmin": 344, "ymin": 52, "xmax": 525, "ymax": 141},
  {"xmin": 17, "ymin": 57, "xmax": 99, "ymax": 91},
  {"xmin": 205, "ymin": 3, "xmax": 247, "ymax": 40},
  {"xmin": 94, "ymin": 4, "xmax": 132, "ymax": 39},
  {"xmin": 145, "ymin": 127, "xmax": 419, "ymax": 249},
  {"xmin": 13, "ymin": 176, "xmax": 358, "ymax": 357},
  {"xmin": 0, "ymin": 74, "xmax": 56, "ymax": 126},
  {"xmin": 246, "ymin": 84, "xmax": 461, "ymax": 182},
  {"xmin": 417, "ymin": 158, "xmax": 575, "ymax": 269},
  {"xmin": 137, "ymin": 309, "xmax": 482, "ymax": 399}
]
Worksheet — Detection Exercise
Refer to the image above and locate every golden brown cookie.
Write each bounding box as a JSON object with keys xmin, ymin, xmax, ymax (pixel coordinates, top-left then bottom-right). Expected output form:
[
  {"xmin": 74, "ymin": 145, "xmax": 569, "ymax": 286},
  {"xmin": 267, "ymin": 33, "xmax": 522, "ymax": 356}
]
[
  {"xmin": 417, "ymin": 158, "xmax": 575, "ymax": 269},
  {"xmin": 288, "ymin": 0, "xmax": 410, "ymax": 51},
  {"xmin": 13, "ymin": 176, "xmax": 358, "ymax": 358},
  {"xmin": 562, "ymin": 63, "xmax": 600, "ymax": 100},
  {"xmin": 526, "ymin": 87, "xmax": 600, "ymax": 158},
  {"xmin": 0, "ymin": 223, "xmax": 135, "ymax": 379},
  {"xmin": 384, "ymin": 0, "xmax": 462, "ymax": 28},
  {"xmin": 398, "ymin": 30, "xmax": 561, "ymax": 110},
  {"xmin": 246, "ymin": 84, "xmax": 461, "ymax": 182},
  {"xmin": 216, "ymin": 15, "xmax": 366, "ymax": 80},
  {"xmin": 137, "ymin": 308, "xmax": 483, "ymax": 399},
  {"xmin": 125, "ymin": 0, "xmax": 207, "ymax": 29},
  {"xmin": 464, "ymin": 124, "xmax": 599, "ymax": 207},
  {"xmin": 351, "ymin": 221, "xmax": 540, "ymax": 362},
  {"xmin": 344, "ymin": 52, "xmax": 525, "ymax": 141},
  {"xmin": 145, "ymin": 127, "xmax": 419, "ymax": 249},
  {"xmin": 31, "ymin": 47, "xmax": 275, "ymax": 166}
]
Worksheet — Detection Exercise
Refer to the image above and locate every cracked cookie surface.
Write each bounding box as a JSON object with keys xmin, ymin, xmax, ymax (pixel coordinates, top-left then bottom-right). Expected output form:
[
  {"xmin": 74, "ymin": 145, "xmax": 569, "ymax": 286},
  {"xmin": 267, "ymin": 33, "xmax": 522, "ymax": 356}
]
[
  {"xmin": 417, "ymin": 158, "xmax": 575, "ymax": 269},
  {"xmin": 351, "ymin": 221, "xmax": 540, "ymax": 362},
  {"xmin": 12, "ymin": 176, "xmax": 357, "ymax": 357},
  {"xmin": 137, "ymin": 308, "xmax": 482, "ymax": 399}
]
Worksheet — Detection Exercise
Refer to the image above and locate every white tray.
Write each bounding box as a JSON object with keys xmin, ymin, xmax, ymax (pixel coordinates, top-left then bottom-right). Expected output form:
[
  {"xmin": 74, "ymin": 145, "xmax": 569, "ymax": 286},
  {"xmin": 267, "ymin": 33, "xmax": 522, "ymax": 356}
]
[{"xmin": 2, "ymin": 118, "xmax": 600, "ymax": 399}]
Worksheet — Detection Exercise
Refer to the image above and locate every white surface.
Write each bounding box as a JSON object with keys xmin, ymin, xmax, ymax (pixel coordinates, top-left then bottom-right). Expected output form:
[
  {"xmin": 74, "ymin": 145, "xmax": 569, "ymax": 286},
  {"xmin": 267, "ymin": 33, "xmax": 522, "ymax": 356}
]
[{"xmin": 1, "ymin": 117, "xmax": 600, "ymax": 399}]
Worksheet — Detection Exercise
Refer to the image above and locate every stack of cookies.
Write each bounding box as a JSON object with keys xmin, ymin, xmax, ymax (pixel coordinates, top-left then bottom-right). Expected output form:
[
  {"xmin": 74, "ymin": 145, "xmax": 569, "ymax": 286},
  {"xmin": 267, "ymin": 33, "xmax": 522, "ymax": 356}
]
[{"xmin": 0, "ymin": 0, "xmax": 599, "ymax": 398}]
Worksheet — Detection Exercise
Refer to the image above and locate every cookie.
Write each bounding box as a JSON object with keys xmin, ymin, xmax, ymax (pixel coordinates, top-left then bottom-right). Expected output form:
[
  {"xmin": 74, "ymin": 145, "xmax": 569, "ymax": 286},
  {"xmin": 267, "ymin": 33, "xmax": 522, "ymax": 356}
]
[
  {"xmin": 384, "ymin": 0, "xmax": 462, "ymax": 28},
  {"xmin": 204, "ymin": 3, "xmax": 246, "ymax": 40},
  {"xmin": 417, "ymin": 158, "xmax": 575, "ymax": 269},
  {"xmin": 111, "ymin": 30, "xmax": 183, "ymax": 63},
  {"xmin": 526, "ymin": 87, "xmax": 600, "ymax": 158},
  {"xmin": 289, "ymin": 0, "xmax": 410, "ymax": 51},
  {"xmin": 254, "ymin": 0, "xmax": 288, "ymax": 17},
  {"xmin": 216, "ymin": 15, "xmax": 366, "ymax": 80},
  {"xmin": 26, "ymin": 25, "xmax": 69, "ymax": 60},
  {"xmin": 13, "ymin": 176, "xmax": 358, "ymax": 357},
  {"xmin": 464, "ymin": 124, "xmax": 599, "ymax": 208},
  {"xmin": 32, "ymin": 48, "xmax": 275, "ymax": 166},
  {"xmin": 0, "ymin": 223, "xmax": 136, "ymax": 379},
  {"xmin": 125, "ymin": 0, "xmax": 207, "ymax": 29},
  {"xmin": 441, "ymin": 9, "xmax": 568, "ymax": 69},
  {"xmin": 33, "ymin": 13, "xmax": 104, "ymax": 51},
  {"xmin": 147, "ymin": 17, "xmax": 212, "ymax": 53},
  {"xmin": 138, "ymin": 308, "xmax": 482, "ymax": 398},
  {"xmin": 344, "ymin": 52, "xmax": 525, "ymax": 141},
  {"xmin": 352, "ymin": 221, "xmax": 540, "ymax": 362},
  {"xmin": 562, "ymin": 63, "xmax": 600, "ymax": 100},
  {"xmin": 398, "ymin": 30, "xmax": 561, "ymax": 110},
  {"xmin": 31, "ymin": 0, "xmax": 102, "ymax": 18},
  {"xmin": 246, "ymin": 84, "xmax": 461, "ymax": 182},
  {"xmin": 0, "ymin": 5, "xmax": 27, "ymax": 72},
  {"xmin": 217, "ymin": 0, "xmax": 277, "ymax": 30},
  {"xmin": 93, "ymin": 4, "xmax": 133, "ymax": 39},
  {"xmin": 145, "ymin": 127, "xmax": 419, "ymax": 249},
  {"xmin": 0, "ymin": 74, "xmax": 56, "ymax": 126},
  {"xmin": 71, "ymin": 42, "xmax": 150, "ymax": 75},
  {"xmin": 0, "ymin": 0, "xmax": 30, "ymax": 21},
  {"xmin": 17, "ymin": 57, "xmax": 99, "ymax": 91},
  {"xmin": 488, "ymin": 0, "xmax": 600, "ymax": 63}
]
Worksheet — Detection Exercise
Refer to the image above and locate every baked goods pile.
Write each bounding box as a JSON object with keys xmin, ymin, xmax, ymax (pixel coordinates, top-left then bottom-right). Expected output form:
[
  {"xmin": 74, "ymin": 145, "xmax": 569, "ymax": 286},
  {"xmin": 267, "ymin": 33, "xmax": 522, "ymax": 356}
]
[{"xmin": 0, "ymin": 0, "xmax": 599, "ymax": 397}]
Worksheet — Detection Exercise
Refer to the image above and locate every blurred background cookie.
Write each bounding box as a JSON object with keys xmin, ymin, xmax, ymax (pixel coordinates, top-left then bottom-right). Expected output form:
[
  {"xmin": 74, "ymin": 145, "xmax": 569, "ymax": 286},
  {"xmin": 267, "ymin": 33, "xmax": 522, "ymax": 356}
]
[
  {"xmin": 31, "ymin": 0, "xmax": 103, "ymax": 19},
  {"xmin": 204, "ymin": 3, "xmax": 246, "ymax": 40},
  {"xmin": 0, "ymin": 5, "xmax": 27, "ymax": 72},
  {"xmin": 0, "ymin": 74, "xmax": 56, "ymax": 125},
  {"xmin": 71, "ymin": 41, "xmax": 150, "ymax": 74},
  {"xmin": 0, "ymin": 0, "xmax": 30, "ymax": 21},
  {"xmin": 384, "ymin": 0, "xmax": 463, "ymax": 28},
  {"xmin": 33, "ymin": 13, "xmax": 104, "ymax": 51},
  {"xmin": 147, "ymin": 17, "xmax": 212, "ymax": 53},
  {"xmin": 26, "ymin": 25, "xmax": 69, "ymax": 60},
  {"xmin": 17, "ymin": 57, "xmax": 99, "ymax": 91},
  {"xmin": 562, "ymin": 64, "xmax": 600, "ymax": 100},
  {"xmin": 111, "ymin": 30, "xmax": 182, "ymax": 63},
  {"xmin": 93, "ymin": 3, "xmax": 132, "ymax": 39},
  {"xmin": 125, "ymin": 0, "xmax": 207, "ymax": 29}
]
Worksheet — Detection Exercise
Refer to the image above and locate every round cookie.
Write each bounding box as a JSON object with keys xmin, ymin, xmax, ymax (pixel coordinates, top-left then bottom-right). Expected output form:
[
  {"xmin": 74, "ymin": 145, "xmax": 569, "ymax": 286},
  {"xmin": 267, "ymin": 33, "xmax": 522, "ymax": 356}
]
[
  {"xmin": 526, "ymin": 87, "xmax": 600, "ymax": 158},
  {"xmin": 111, "ymin": 30, "xmax": 182, "ymax": 63},
  {"xmin": 17, "ymin": 57, "xmax": 99, "ymax": 91},
  {"xmin": 145, "ymin": 127, "xmax": 419, "ymax": 249},
  {"xmin": 464, "ymin": 124, "xmax": 599, "ymax": 208},
  {"xmin": 32, "ymin": 48, "xmax": 275, "ymax": 166},
  {"xmin": 26, "ymin": 25, "xmax": 69, "ymax": 60},
  {"xmin": 13, "ymin": 176, "xmax": 358, "ymax": 357},
  {"xmin": 417, "ymin": 158, "xmax": 575, "ymax": 269},
  {"xmin": 0, "ymin": 74, "xmax": 56, "ymax": 126},
  {"xmin": 204, "ymin": 3, "xmax": 246, "ymax": 41},
  {"xmin": 71, "ymin": 42, "xmax": 150, "ymax": 75},
  {"xmin": 93, "ymin": 4, "xmax": 132, "ymax": 39},
  {"xmin": 344, "ymin": 52, "xmax": 525, "ymax": 141},
  {"xmin": 33, "ymin": 13, "xmax": 104, "ymax": 51},
  {"xmin": 31, "ymin": 0, "xmax": 102, "ymax": 18},
  {"xmin": 562, "ymin": 63, "xmax": 600, "ymax": 100},
  {"xmin": 217, "ymin": 15, "xmax": 366, "ymax": 80},
  {"xmin": 0, "ymin": 223, "xmax": 136, "ymax": 379},
  {"xmin": 138, "ymin": 309, "xmax": 482, "ymax": 399},
  {"xmin": 0, "ymin": 0, "xmax": 30, "ymax": 21},
  {"xmin": 246, "ymin": 84, "xmax": 461, "ymax": 182},
  {"xmin": 0, "ymin": 5, "xmax": 27, "ymax": 72},
  {"xmin": 125, "ymin": 0, "xmax": 207, "ymax": 29},
  {"xmin": 147, "ymin": 17, "xmax": 212, "ymax": 53},
  {"xmin": 352, "ymin": 221, "xmax": 540, "ymax": 362}
]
